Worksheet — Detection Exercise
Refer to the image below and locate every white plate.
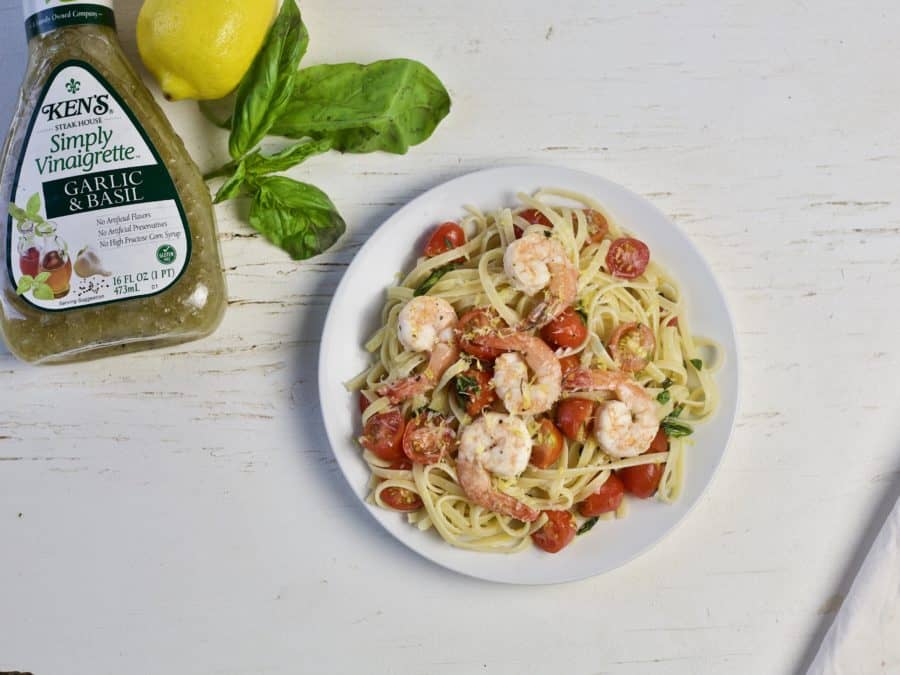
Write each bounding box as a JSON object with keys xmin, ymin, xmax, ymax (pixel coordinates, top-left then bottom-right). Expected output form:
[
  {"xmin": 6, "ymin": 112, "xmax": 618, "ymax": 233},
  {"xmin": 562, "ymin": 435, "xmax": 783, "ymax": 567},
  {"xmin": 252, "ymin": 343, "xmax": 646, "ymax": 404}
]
[{"xmin": 318, "ymin": 165, "xmax": 739, "ymax": 585}]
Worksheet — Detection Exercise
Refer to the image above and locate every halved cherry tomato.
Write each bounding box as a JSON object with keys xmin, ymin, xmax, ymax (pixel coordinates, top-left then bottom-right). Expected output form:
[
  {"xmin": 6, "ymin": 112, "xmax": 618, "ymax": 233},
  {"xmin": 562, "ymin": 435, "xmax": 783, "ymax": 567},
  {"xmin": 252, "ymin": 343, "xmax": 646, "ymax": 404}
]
[
  {"xmin": 667, "ymin": 316, "xmax": 679, "ymax": 328},
  {"xmin": 359, "ymin": 392, "xmax": 371, "ymax": 415},
  {"xmin": 584, "ymin": 209, "xmax": 609, "ymax": 244},
  {"xmin": 618, "ymin": 429, "xmax": 668, "ymax": 498},
  {"xmin": 530, "ymin": 418, "xmax": 565, "ymax": 468},
  {"xmin": 531, "ymin": 510, "xmax": 577, "ymax": 553},
  {"xmin": 402, "ymin": 411, "xmax": 456, "ymax": 464},
  {"xmin": 457, "ymin": 308, "xmax": 504, "ymax": 360},
  {"xmin": 608, "ymin": 322, "xmax": 654, "ymax": 373},
  {"xmin": 606, "ymin": 237, "xmax": 650, "ymax": 279},
  {"xmin": 556, "ymin": 398, "xmax": 595, "ymax": 442},
  {"xmin": 380, "ymin": 486, "xmax": 423, "ymax": 511},
  {"xmin": 388, "ymin": 458, "xmax": 413, "ymax": 470},
  {"xmin": 540, "ymin": 307, "xmax": 588, "ymax": 349},
  {"xmin": 558, "ymin": 354, "xmax": 581, "ymax": 378},
  {"xmin": 360, "ymin": 410, "xmax": 405, "ymax": 462},
  {"xmin": 424, "ymin": 222, "xmax": 466, "ymax": 257},
  {"xmin": 578, "ymin": 472, "xmax": 625, "ymax": 517},
  {"xmin": 513, "ymin": 208, "xmax": 553, "ymax": 238},
  {"xmin": 455, "ymin": 368, "xmax": 496, "ymax": 417},
  {"xmin": 519, "ymin": 208, "xmax": 552, "ymax": 226}
]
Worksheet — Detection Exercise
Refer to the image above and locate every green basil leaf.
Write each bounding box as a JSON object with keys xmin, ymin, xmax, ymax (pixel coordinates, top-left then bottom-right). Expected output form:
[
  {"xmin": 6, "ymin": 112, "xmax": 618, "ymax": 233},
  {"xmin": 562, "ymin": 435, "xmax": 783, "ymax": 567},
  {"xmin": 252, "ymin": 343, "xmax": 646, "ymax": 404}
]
[
  {"xmin": 34, "ymin": 272, "xmax": 51, "ymax": 284},
  {"xmin": 9, "ymin": 204, "xmax": 27, "ymax": 222},
  {"xmin": 690, "ymin": 358, "xmax": 703, "ymax": 371},
  {"xmin": 249, "ymin": 176, "xmax": 345, "ymax": 260},
  {"xmin": 656, "ymin": 390, "xmax": 671, "ymax": 404},
  {"xmin": 16, "ymin": 275, "xmax": 34, "ymax": 295},
  {"xmin": 243, "ymin": 138, "xmax": 332, "ymax": 176},
  {"xmin": 577, "ymin": 517, "xmax": 599, "ymax": 536},
  {"xmin": 455, "ymin": 374, "xmax": 479, "ymax": 399},
  {"xmin": 414, "ymin": 264, "xmax": 455, "ymax": 296},
  {"xmin": 213, "ymin": 161, "xmax": 247, "ymax": 204},
  {"xmin": 25, "ymin": 193, "xmax": 41, "ymax": 217},
  {"xmin": 33, "ymin": 284, "xmax": 54, "ymax": 301},
  {"xmin": 270, "ymin": 59, "xmax": 451, "ymax": 154},
  {"xmin": 228, "ymin": 0, "xmax": 308, "ymax": 159},
  {"xmin": 661, "ymin": 419, "xmax": 693, "ymax": 438}
]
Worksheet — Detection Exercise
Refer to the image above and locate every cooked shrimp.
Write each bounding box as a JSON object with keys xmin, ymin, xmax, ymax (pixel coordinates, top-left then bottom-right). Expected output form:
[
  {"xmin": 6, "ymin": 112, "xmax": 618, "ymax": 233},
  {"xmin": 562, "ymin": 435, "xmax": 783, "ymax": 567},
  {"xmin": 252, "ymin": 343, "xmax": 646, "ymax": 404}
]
[
  {"xmin": 457, "ymin": 413, "xmax": 540, "ymax": 522},
  {"xmin": 476, "ymin": 331, "xmax": 562, "ymax": 415},
  {"xmin": 377, "ymin": 296, "xmax": 459, "ymax": 403},
  {"xmin": 562, "ymin": 368, "xmax": 659, "ymax": 458},
  {"xmin": 503, "ymin": 232, "xmax": 578, "ymax": 328}
]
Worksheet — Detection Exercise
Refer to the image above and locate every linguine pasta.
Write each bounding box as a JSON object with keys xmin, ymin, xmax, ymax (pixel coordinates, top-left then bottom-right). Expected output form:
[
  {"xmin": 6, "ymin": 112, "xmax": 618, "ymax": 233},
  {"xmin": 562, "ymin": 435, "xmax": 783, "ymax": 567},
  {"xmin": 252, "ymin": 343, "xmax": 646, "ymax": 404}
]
[{"xmin": 346, "ymin": 189, "xmax": 721, "ymax": 554}]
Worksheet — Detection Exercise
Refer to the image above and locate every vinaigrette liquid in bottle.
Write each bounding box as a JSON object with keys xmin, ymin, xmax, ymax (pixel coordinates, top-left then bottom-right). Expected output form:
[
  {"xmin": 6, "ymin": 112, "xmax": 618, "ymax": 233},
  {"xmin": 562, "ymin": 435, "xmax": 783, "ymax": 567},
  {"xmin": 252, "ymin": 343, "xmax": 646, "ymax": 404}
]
[{"xmin": 0, "ymin": 0, "xmax": 227, "ymax": 363}]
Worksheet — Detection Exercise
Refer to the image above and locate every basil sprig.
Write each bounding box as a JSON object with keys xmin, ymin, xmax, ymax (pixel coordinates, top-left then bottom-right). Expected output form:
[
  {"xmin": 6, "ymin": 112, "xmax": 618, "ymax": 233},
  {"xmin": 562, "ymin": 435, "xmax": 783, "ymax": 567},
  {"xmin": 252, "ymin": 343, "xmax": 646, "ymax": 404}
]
[
  {"xmin": 203, "ymin": 0, "xmax": 451, "ymax": 261},
  {"xmin": 228, "ymin": 0, "xmax": 308, "ymax": 160}
]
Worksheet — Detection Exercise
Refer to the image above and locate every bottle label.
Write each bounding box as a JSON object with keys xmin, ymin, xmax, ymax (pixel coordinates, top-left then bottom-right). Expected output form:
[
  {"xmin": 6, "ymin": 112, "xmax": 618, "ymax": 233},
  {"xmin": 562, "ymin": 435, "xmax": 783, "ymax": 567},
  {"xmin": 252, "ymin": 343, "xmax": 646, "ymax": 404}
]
[
  {"xmin": 24, "ymin": 1, "xmax": 115, "ymax": 40},
  {"xmin": 5, "ymin": 60, "xmax": 191, "ymax": 312}
]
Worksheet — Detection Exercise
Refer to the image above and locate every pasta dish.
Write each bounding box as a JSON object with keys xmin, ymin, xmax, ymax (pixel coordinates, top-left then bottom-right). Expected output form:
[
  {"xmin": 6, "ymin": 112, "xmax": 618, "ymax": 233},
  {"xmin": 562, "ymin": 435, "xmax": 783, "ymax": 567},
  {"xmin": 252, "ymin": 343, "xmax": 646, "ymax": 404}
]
[{"xmin": 347, "ymin": 189, "xmax": 720, "ymax": 554}]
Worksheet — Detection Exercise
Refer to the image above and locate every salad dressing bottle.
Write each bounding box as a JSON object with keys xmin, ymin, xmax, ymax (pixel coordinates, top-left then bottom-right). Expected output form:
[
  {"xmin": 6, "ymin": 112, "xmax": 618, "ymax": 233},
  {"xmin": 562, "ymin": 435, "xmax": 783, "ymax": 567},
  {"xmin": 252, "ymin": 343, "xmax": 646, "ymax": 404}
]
[{"xmin": 0, "ymin": 0, "xmax": 227, "ymax": 363}]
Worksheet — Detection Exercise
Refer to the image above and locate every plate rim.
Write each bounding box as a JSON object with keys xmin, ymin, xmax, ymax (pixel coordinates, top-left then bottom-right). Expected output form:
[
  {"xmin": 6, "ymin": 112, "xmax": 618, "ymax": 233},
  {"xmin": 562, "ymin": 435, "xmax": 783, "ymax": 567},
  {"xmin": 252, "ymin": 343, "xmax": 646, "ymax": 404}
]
[{"xmin": 318, "ymin": 163, "xmax": 741, "ymax": 585}]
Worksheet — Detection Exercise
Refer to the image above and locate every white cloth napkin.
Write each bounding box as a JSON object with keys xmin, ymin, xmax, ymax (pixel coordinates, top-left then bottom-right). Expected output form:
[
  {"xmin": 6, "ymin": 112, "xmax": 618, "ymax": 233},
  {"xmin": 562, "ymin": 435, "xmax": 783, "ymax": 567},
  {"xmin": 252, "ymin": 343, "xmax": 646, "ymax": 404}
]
[{"xmin": 807, "ymin": 496, "xmax": 900, "ymax": 675}]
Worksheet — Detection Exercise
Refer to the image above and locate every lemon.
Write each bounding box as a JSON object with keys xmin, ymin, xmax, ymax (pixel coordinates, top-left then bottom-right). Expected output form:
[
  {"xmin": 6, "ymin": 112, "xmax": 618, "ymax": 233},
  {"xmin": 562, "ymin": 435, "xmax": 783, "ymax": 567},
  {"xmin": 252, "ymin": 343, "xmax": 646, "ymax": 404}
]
[{"xmin": 137, "ymin": 0, "xmax": 277, "ymax": 101}]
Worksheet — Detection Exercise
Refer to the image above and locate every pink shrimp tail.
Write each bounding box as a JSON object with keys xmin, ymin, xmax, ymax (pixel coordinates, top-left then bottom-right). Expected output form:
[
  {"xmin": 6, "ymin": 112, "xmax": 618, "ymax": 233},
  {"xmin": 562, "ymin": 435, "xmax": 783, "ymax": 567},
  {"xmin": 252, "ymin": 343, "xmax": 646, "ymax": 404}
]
[
  {"xmin": 456, "ymin": 455, "xmax": 541, "ymax": 523},
  {"xmin": 562, "ymin": 367, "xmax": 625, "ymax": 392},
  {"xmin": 376, "ymin": 374, "xmax": 432, "ymax": 404},
  {"xmin": 524, "ymin": 261, "xmax": 579, "ymax": 329}
]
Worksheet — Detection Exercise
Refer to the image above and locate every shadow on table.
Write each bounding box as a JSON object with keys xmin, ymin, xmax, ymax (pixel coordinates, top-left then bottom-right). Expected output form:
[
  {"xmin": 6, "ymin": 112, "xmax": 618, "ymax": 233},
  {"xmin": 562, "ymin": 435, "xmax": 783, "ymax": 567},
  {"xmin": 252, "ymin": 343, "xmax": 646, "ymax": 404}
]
[
  {"xmin": 286, "ymin": 164, "xmax": 509, "ymax": 586},
  {"xmin": 793, "ymin": 461, "xmax": 900, "ymax": 673}
]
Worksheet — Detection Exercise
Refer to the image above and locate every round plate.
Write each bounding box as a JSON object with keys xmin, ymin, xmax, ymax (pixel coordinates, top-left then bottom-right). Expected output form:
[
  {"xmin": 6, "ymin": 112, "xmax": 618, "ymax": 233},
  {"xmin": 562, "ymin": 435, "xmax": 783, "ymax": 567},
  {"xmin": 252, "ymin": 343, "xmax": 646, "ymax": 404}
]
[{"xmin": 318, "ymin": 165, "xmax": 739, "ymax": 584}]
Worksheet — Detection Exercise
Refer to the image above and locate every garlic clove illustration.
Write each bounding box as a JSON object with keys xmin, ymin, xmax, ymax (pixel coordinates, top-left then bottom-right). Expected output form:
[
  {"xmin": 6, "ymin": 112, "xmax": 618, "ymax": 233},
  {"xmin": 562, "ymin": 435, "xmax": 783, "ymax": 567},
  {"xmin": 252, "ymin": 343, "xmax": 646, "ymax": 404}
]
[{"xmin": 74, "ymin": 246, "xmax": 111, "ymax": 278}]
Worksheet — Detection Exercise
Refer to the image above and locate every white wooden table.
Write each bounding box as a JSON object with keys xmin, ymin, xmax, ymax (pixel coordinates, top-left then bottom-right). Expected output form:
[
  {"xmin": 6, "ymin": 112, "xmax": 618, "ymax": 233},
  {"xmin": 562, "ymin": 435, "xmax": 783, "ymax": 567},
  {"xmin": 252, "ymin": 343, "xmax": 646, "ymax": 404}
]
[{"xmin": 2, "ymin": 1, "xmax": 898, "ymax": 673}]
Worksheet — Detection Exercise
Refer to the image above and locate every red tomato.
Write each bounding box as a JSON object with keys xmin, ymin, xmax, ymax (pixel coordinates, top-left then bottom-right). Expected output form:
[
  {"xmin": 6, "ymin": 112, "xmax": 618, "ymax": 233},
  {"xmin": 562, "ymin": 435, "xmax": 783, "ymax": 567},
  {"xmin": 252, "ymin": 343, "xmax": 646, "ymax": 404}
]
[
  {"xmin": 608, "ymin": 322, "xmax": 655, "ymax": 373},
  {"xmin": 457, "ymin": 308, "xmax": 504, "ymax": 360},
  {"xmin": 519, "ymin": 208, "xmax": 552, "ymax": 226},
  {"xmin": 667, "ymin": 317, "xmax": 679, "ymax": 328},
  {"xmin": 455, "ymin": 368, "xmax": 496, "ymax": 417},
  {"xmin": 380, "ymin": 486, "xmax": 423, "ymax": 511},
  {"xmin": 358, "ymin": 392, "xmax": 371, "ymax": 415},
  {"xmin": 423, "ymin": 222, "xmax": 466, "ymax": 257},
  {"xmin": 531, "ymin": 510, "xmax": 577, "ymax": 553},
  {"xmin": 578, "ymin": 472, "xmax": 625, "ymax": 517},
  {"xmin": 402, "ymin": 411, "xmax": 456, "ymax": 464},
  {"xmin": 530, "ymin": 418, "xmax": 565, "ymax": 468},
  {"xmin": 584, "ymin": 209, "xmax": 609, "ymax": 244},
  {"xmin": 647, "ymin": 427, "xmax": 669, "ymax": 454},
  {"xmin": 556, "ymin": 398, "xmax": 595, "ymax": 442},
  {"xmin": 558, "ymin": 355, "xmax": 581, "ymax": 378},
  {"xmin": 360, "ymin": 410, "xmax": 406, "ymax": 462},
  {"xmin": 606, "ymin": 237, "xmax": 650, "ymax": 279},
  {"xmin": 618, "ymin": 429, "xmax": 668, "ymax": 498},
  {"xmin": 540, "ymin": 307, "xmax": 588, "ymax": 349},
  {"xmin": 388, "ymin": 458, "xmax": 413, "ymax": 470}
]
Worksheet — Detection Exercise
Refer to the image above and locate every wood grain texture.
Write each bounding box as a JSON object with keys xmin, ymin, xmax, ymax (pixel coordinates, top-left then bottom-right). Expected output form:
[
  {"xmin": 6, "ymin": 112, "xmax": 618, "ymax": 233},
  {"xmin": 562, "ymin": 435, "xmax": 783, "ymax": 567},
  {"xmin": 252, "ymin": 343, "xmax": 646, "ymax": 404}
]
[{"xmin": 2, "ymin": 0, "xmax": 899, "ymax": 673}]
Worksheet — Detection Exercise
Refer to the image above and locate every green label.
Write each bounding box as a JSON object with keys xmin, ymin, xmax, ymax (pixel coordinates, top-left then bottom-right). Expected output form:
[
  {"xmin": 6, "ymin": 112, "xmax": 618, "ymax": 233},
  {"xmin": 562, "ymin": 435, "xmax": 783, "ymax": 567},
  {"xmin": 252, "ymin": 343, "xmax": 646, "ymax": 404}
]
[
  {"xmin": 42, "ymin": 165, "xmax": 180, "ymax": 219},
  {"xmin": 25, "ymin": 4, "xmax": 116, "ymax": 40}
]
